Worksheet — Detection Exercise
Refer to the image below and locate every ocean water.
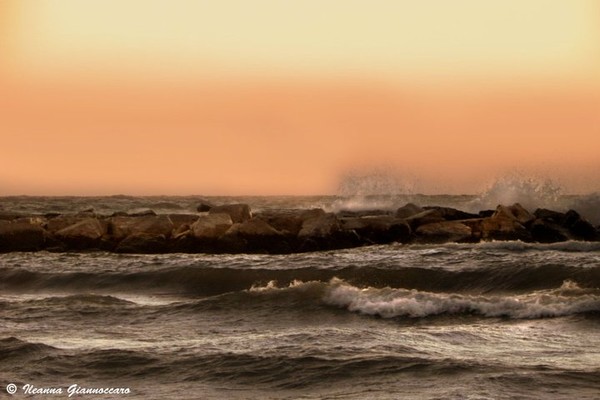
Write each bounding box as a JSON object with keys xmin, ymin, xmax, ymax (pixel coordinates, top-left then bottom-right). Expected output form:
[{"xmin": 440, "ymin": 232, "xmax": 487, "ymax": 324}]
[{"xmin": 1, "ymin": 195, "xmax": 600, "ymax": 399}]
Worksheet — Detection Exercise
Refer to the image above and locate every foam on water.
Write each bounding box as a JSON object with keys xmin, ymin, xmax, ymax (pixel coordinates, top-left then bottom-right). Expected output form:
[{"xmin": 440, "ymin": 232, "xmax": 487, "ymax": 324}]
[{"xmin": 323, "ymin": 278, "xmax": 600, "ymax": 319}]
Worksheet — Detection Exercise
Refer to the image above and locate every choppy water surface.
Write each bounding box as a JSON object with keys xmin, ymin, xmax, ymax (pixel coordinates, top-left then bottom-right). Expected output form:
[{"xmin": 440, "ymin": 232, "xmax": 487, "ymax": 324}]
[
  {"xmin": 1, "ymin": 243, "xmax": 599, "ymax": 399},
  {"xmin": 1, "ymin": 194, "xmax": 600, "ymax": 399}
]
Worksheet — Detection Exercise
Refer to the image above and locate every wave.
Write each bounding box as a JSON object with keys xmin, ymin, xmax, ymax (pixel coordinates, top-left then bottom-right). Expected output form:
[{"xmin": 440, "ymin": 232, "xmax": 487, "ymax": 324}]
[
  {"xmin": 0, "ymin": 338, "xmax": 491, "ymax": 387},
  {"xmin": 171, "ymin": 278, "xmax": 600, "ymax": 320},
  {"xmin": 0, "ymin": 337, "xmax": 58, "ymax": 360},
  {"xmin": 322, "ymin": 278, "xmax": 600, "ymax": 319},
  {"xmin": 2, "ymin": 259, "xmax": 600, "ymax": 295}
]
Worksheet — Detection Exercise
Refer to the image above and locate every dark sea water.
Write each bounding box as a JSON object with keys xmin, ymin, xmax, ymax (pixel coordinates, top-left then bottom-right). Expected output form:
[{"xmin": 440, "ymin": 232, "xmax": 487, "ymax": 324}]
[{"xmin": 1, "ymin": 195, "xmax": 600, "ymax": 399}]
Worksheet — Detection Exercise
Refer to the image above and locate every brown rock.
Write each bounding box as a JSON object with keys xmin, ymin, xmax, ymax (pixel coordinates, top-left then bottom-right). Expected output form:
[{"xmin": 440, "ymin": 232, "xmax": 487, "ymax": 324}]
[
  {"xmin": 109, "ymin": 215, "xmax": 174, "ymax": 241},
  {"xmin": 340, "ymin": 216, "xmax": 411, "ymax": 244},
  {"xmin": 55, "ymin": 218, "xmax": 105, "ymax": 249},
  {"xmin": 0, "ymin": 221, "xmax": 46, "ymax": 252},
  {"xmin": 415, "ymin": 221, "xmax": 473, "ymax": 243},
  {"xmin": 115, "ymin": 233, "xmax": 168, "ymax": 253},
  {"xmin": 191, "ymin": 213, "xmax": 233, "ymax": 239},
  {"xmin": 221, "ymin": 219, "xmax": 288, "ymax": 253},
  {"xmin": 209, "ymin": 204, "xmax": 252, "ymax": 223},
  {"xmin": 396, "ymin": 203, "xmax": 424, "ymax": 219}
]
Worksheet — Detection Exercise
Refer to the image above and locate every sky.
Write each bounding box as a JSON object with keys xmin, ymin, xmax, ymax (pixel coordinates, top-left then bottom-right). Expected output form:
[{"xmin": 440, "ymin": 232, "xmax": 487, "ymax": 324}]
[{"xmin": 1, "ymin": 0, "xmax": 599, "ymax": 195}]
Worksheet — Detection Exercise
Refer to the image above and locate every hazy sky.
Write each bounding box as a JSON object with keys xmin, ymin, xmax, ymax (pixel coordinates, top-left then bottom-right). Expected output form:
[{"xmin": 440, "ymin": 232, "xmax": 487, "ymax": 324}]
[{"xmin": 1, "ymin": 0, "xmax": 599, "ymax": 195}]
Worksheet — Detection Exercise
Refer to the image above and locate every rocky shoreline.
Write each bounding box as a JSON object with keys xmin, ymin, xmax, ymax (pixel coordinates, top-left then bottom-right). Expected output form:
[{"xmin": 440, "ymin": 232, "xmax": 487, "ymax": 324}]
[{"xmin": 0, "ymin": 203, "xmax": 598, "ymax": 254}]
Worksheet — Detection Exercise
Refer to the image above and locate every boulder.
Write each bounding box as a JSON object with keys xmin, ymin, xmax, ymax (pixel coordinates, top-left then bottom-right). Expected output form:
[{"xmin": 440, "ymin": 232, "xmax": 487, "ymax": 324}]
[
  {"xmin": 298, "ymin": 213, "xmax": 340, "ymax": 239},
  {"xmin": 494, "ymin": 204, "xmax": 535, "ymax": 226},
  {"xmin": 415, "ymin": 221, "xmax": 473, "ymax": 244},
  {"xmin": 191, "ymin": 213, "xmax": 233, "ymax": 240},
  {"xmin": 0, "ymin": 221, "xmax": 46, "ymax": 252},
  {"xmin": 55, "ymin": 218, "xmax": 105, "ymax": 249},
  {"xmin": 220, "ymin": 219, "xmax": 289, "ymax": 253},
  {"xmin": 209, "ymin": 204, "xmax": 251, "ymax": 223},
  {"xmin": 396, "ymin": 203, "xmax": 424, "ymax": 219},
  {"xmin": 534, "ymin": 208, "xmax": 565, "ymax": 223},
  {"xmin": 422, "ymin": 206, "xmax": 479, "ymax": 221},
  {"xmin": 404, "ymin": 210, "xmax": 445, "ymax": 230},
  {"xmin": 529, "ymin": 219, "xmax": 570, "ymax": 243},
  {"xmin": 109, "ymin": 215, "xmax": 174, "ymax": 241},
  {"xmin": 336, "ymin": 209, "xmax": 393, "ymax": 218},
  {"xmin": 46, "ymin": 215, "xmax": 90, "ymax": 233},
  {"xmin": 253, "ymin": 210, "xmax": 305, "ymax": 236},
  {"xmin": 340, "ymin": 216, "xmax": 411, "ymax": 244},
  {"xmin": 479, "ymin": 205, "xmax": 531, "ymax": 241},
  {"xmin": 196, "ymin": 200, "xmax": 215, "ymax": 212},
  {"xmin": 563, "ymin": 210, "xmax": 597, "ymax": 241},
  {"xmin": 167, "ymin": 214, "xmax": 199, "ymax": 231},
  {"xmin": 129, "ymin": 209, "xmax": 157, "ymax": 217},
  {"xmin": 115, "ymin": 233, "xmax": 168, "ymax": 254}
]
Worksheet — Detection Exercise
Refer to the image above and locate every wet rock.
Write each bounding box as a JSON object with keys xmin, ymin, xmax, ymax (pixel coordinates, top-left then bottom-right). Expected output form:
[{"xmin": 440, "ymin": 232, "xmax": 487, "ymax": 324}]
[
  {"xmin": 55, "ymin": 218, "xmax": 105, "ymax": 249},
  {"xmin": 415, "ymin": 221, "xmax": 473, "ymax": 244},
  {"xmin": 209, "ymin": 204, "xmax": 251, "ymax": 223},
  {"xmin": 396, "ymin": 203, "xmax": 424, "ymax": 219},
  {"xmin": 479, "ymin": 205, "xmax": 531, "ymax": 241},
  {"xmin": 298, "ymin": 213, "xmax": 340, "ymax": 239},
  {"xmin": 563, "ymin": 210, "xmax": 597, "ymax": 241},
  {"xmin": 46, "ymin": 215, "xmax": 90, "ymax": 233},
  {"xmin": 529, "ymin": 219, "xmax": 570, "ymax": 243},
  {"xmin": 336, "ymin": 209, "xmax": 393, "ymax": 218},
  {"xmin": 534, "ymin": 208, "xmax": 565, "ymax": 223},
  {"xmin": 115, "ymin": 233, "xmax": 168, "ymax": 253},
  {"xmin": 109, "ymin": 215, "xmax": 174, "ymax": 241},
  {"xmin": 253, "ymin": 210, "xmax": 305, "ymax": 236},
  {"xmin": 220, "ymin": 219, "xmax": 289, "ymax": 253},
  {"xmin": 340, "ymin": 216, "xmax": 411, "ymax": 244},
  {"xmin": 129, "ymin": 209, "xmax": 157, "ymax": 217},
  {"xmin": 404, "ymin": 210, "xmax": 445, "ymax": 230},
  {"xmin": 422, "ymin": 206, "xmax": 479, "ymax": 221},
  {"xmin": 196, "ymin": 200, "xmax": 215, "ymax": 212},
  {"xmin": 494, "ymin": 204, "xmax": 535, "ymax": 226},
  {"xmin": 167, "ymin": 214, "xmax": 199, "ymax": 231},
  {"xmin": 191, "ymin": 213, "xmax": 233, "ymax": 240},
  {"xmin": 0, "ymin": 221, "xmax": 46, "ymax": 252}
]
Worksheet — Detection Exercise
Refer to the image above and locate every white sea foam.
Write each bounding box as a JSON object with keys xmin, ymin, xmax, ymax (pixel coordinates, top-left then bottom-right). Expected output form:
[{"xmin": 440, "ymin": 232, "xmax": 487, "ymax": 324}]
[
  {"xmin": 322, "ymin": 278, "xmax": 600, "ymax": 319},
  {"xmin": 246, "ymin": 278, "xmax": 600, "ymax": 319}
]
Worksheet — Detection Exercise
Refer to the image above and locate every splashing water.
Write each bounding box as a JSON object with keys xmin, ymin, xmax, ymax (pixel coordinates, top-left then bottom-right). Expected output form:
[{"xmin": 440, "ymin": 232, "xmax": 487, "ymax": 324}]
[{"xmin": 469, "ymin": 173, "xmax": 563, "ymax": 212}]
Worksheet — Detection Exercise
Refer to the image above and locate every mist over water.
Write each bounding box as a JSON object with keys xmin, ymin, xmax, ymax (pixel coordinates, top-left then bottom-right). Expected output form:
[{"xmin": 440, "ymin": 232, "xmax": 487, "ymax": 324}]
[{"xmin": 332, "ymin": 168, "xmax": 600, "ymax": 224}]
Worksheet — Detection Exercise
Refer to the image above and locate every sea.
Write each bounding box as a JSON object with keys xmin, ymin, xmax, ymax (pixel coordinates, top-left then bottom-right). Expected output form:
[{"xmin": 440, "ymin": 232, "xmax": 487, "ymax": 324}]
[{"xmin": 1, "ymin": 193, "xmax": 599, "ymax": 399}]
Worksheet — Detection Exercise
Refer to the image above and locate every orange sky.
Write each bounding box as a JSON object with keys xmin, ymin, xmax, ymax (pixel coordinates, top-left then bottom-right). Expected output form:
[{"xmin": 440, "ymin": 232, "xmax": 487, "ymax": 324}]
[{"xmin": 1, "ymin": 0, "xmax": 600, "ymax": 195}]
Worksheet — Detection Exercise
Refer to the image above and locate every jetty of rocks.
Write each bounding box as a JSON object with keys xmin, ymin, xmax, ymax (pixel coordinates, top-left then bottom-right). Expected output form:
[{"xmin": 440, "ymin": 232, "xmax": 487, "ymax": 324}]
[{"xmin": 0, "ymin": 203, "xmax": 598, "ymax": 254}]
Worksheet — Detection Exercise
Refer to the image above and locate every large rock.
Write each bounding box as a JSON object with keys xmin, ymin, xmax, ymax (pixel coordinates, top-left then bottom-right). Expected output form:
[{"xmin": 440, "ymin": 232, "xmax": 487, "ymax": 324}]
[
  {"xmin": 563, "ymin": 210, "xmax": 598, "ymax": 241},
  {"xmin": 422, "ymin": 206, "xmax": 479, "ymax": 221},
  {"xmin": 115, "ymin": 233, "xmax": 168, "ymax": 254},
  {"xmin": 46, "ymin": 215, "xmax": 91, "ymax": 233},
  {"xmin": 479, "ymin": 205, "xmax": 531, "ymax": 241},
  {"xmin": 191, "ymin": 213, "xmax": 233, "ymax": 240},
  {"xmin": 109, "ymin": 215, "xmax": 174, "ymax": 241},
  {"xmin": 55, "ymin": 218, "xmax": 105, "ymax": 249},
  {"xmin": 494, "ymin": 204, "xmax": 535, "ymax": 226},
  {"xmin": 168, "ymin": 214, "xmax": 199, "ymax": 232},
  {"xmin": 404, "ymin": 210, "xmax": 445, "ymax": 230},
  {"xmin": 209, "ymin": 204, "xmax": 251, "ymax": 223},
  {"xmin": 220, "ymin": 219, "xmax": 289, "ymax": 253},
  {"xmin": 529, "ymin": 219, "xmax": 570, "ymax": 243},
  {"xmin": 340, "ymin": 216, "xmax": 411, "ymax": 244},
  {"xmin": 298, "ymin": 213, "xmax": 340, "ymax": 239},
  {"xmin": 396, "ymin": 203, "xmax": 424, "ymax": 219},
  {"xmin": 253, "ymin": 210, "xmax": 304, "ymax": 236},
  {"xmin": 0, "ymin": 221, "xmax": 46, "ymax": 252},
  {"xmin": 415, "ymin": 221, "xmax": 473, "ymax": 244}
]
